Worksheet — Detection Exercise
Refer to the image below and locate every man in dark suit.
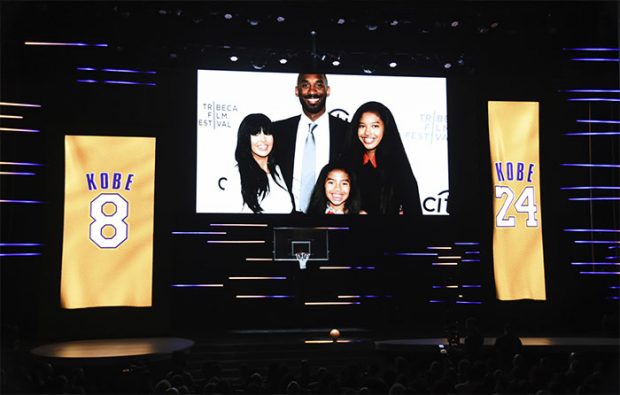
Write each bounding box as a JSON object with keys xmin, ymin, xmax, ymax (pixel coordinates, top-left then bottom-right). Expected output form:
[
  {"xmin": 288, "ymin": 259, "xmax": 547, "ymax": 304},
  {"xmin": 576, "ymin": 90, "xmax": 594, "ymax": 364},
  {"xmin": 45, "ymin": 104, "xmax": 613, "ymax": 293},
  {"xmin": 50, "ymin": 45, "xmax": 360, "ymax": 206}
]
[{"xmin": 272, "ymin": 73, "xmax": 349, "ymax": 212}]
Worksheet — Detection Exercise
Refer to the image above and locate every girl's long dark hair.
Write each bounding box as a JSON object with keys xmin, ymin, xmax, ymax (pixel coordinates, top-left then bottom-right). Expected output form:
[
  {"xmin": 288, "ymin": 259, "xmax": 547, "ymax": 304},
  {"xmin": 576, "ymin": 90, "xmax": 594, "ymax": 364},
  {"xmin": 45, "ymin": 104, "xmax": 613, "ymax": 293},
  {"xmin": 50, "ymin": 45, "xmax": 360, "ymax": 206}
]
[
  {"xmin": 307, "ymin": 162, "xmax": 361, "ymax": 215},
  {"xmin": 235, "ymin": 113, "xmax": 287, "ymax": 213},
  {"xmin": 342, "ymin": 101, "xmax": 421, "ymax": 215}
]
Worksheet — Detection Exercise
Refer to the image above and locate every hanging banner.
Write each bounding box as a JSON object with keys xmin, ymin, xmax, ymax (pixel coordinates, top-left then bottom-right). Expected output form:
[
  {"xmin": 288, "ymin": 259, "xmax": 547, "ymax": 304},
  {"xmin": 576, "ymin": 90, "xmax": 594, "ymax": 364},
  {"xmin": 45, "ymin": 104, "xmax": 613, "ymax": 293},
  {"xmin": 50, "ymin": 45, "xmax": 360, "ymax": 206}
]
[
  {"xmin": 488, "ymin": 101, "xmax": 546, "ymax": 300},
  {"xmin": 61, "ymin": 135, "xmax": 156, "ymax": 308}
]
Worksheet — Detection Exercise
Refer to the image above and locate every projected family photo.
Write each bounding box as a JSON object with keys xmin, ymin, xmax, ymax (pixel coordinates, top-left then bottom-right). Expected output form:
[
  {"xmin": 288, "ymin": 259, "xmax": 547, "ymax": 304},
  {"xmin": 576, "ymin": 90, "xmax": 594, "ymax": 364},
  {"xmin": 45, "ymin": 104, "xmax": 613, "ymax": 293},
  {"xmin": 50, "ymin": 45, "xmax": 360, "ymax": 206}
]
[{"xmin": 196, "ymin": 70, "xmax": 449, "ymax": 215}]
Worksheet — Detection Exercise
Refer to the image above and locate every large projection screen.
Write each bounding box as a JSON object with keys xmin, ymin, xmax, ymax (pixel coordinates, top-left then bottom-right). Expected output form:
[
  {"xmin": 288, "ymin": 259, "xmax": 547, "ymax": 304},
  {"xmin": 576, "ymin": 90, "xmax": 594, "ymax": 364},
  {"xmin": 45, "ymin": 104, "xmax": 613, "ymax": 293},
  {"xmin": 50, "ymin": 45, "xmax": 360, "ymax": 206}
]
[{"xmin": 196, "ymin": 70, "xmax": 448, "ymax": 215}]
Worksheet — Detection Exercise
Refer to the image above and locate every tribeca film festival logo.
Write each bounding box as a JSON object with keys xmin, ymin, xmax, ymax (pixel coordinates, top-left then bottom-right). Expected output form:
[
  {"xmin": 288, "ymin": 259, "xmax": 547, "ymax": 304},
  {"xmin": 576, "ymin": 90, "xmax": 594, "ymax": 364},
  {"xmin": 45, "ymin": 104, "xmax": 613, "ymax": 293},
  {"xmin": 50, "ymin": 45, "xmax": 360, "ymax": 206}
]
[
  {"xmin": 403, "ymin": 112, "xmax": 447, "ymax": 143},
  {"xmin": 198, "ymin": 102, "xmax": 238, "ymax": 129}
]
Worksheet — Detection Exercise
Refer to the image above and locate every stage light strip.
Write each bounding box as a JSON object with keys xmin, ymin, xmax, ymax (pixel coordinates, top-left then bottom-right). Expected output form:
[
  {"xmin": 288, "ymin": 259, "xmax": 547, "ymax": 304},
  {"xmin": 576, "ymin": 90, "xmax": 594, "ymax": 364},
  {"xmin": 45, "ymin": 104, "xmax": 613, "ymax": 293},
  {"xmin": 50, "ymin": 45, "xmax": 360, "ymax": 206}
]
[
  {"xmin": 171, "ymin": 231, "xmax": 227, "ymax": 235},
  {"xmin": 304, "ymin": 339, "xmax": 352, "ymax": 344},
  {"xmin": 438, "ymin": 256, "xmax": 462, "ymax": 259},
  {"xmin": 235, "ymin": 295, "xmax": 292, "ymax": 299},
  {"xmin": 561, "ymin": 163, "xmax": 620, "ymax": 168},
  {"xmin": 465, "ymin": 251, "xmax": 480, "ymax": 255},
  {"xmin": 103, "ymin": 80, "xmax": 156, "ymax": 86},
  {"xmin": 561, "ymin": 186, "xmax": 620, "ymax": 190},
  {"xmin": 432, "ymin": 285, "xmax": 459, "ymax": 289},
  {"xmin": 571, "ymin": 262, "xmax": 620, "ymax": 266},
  {"xmin": 563, "ymin": 47, "xmax": 619, "ymax": 51},
  {"xmin": 570, "ymin": 58, "xmax": 620, "ymax": 62},
  {"xmin": 0, "ymin": 252, "xmax": 41, "ymax": 257},
  {"xmin": 0, "ymin": 171, "xmax": 35, "ymax": 176},
  {"xmin": 579, "ymin": 271, "xmax": 620, "ymax": 275},
  {"xmin": 24, "ymin": 41, "xmax": 108, "ymax": 47},
  {"xmin": 454, "ymin": 242, "xmax": 480, "ymax": 246},
  {"xmin": 462, "ymin": 285, "xmax": 482, "ymax": 288},
  {"xmin": 245, "ymin": 258, "xmax": 273, "ymax": 261},
  {"xmin": 304, "ymin": 301, "xmax": 360, "ymax": 305},
  {"xmin": 455, "ymin": 301, "xmax": 483, "ymax": 305},
  {"xmin": 207, "ymin": 240, "xmax": 265, "ymax": 244},
  {"xmin": 210, "ymin": 223, "xmax": 268, "ymax": 227},
  {"xmin": 318, "ymin": 266, "xmax": 375, "ymax": 270},
  {"xmin": 0, "ymin": 243, "xmax": 42, "ymax": 247},
  {"xmin": 389, "ymin": 252, "xmax": 438, "ymax": 256},
  {"xmin": 607, "ymin": 296, "xmax": 620, "ymax": 300},
  {"xmin": 576, "ymin": 119, "xmax": 620, "ymax": 124},
  {"xmin": 564, "ymin": 228, "xmax": 620, "ymax": 232},
  {"xmin": 104, "ymin": 68, "xmax": 157, "ymax": 74},
  {"xmin": 565, "ymin": 132, "xmax": 620, "ymax": 136},
  {"xmin": 575, "ymin": 240, "xmax": 620, "ymax": 244},
  {"xmin": 563, "ymin": 89, "xmax": 620, "ymax": 93},
  {"xmin": 569, "ymin": 197, "xmax": 620, "ymax": 201},
  {"xmin": 0, "ymin": 162, "xmax": 43, "ymax": 166},
  {"xmin": 568, "ymin": 98, "xmax": 620, "ymax": 102},
  {"xmin": 609, "ymin": 286, "xmax": 620, "ymax": 289},
  {"xmin": 0, "ymin": 102, "xmax": 41, "ymax": 107},
  {"xmin": 0, "ymin": 200, "xmax": 43, "ymax": 204},
  {"xmin": 314, "ymin": 226, "xmax": 350, "ymax": 230},
  {"xmin": 0, "ymin": 115, "xmax": 23, "ymax": 119},
  {"xmin": 432, "ymin": 262, "xmax": 458, "ymax": 266},
  {"xmin": 427, "ymin": 246, "xmax": 452, "ymax": 250},
  {"xmin": 228, "ymin": 276, "xmax": 287, "ymax": 280},
  {"xmin": 77, "ymin": 67, "xmax": 157, "ymax": 74},
  {"xmin": 461, "ymin": 259, "xmax": 481, "ymax": 263},
  {"xmin": 171, "ymin": 284, "xmax": 224, "ymax": 288},
  {"xmin": 0, "ymin": 127, "xmax": 40, "ymax": 133},
  {"xmin": 77, "ymin": 79, "xmax": 157, "ymax": 86}
]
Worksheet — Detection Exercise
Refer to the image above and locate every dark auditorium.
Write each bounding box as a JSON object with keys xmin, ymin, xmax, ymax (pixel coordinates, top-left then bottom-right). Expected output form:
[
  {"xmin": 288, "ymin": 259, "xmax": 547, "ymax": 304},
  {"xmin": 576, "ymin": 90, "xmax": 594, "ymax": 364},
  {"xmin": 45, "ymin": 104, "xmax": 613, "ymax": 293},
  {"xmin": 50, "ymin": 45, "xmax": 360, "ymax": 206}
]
[{"xmin": 1, "ymin": 1, "xmax": 619, "ymax": 394}]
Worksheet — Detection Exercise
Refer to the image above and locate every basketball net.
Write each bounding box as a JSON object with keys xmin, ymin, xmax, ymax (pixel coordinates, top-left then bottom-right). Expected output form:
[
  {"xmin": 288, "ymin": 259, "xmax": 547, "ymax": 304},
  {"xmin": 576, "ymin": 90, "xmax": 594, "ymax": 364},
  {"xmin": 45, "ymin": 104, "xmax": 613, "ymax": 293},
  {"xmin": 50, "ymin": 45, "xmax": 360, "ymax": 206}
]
[{"xmin": 295, "ymin": 251, "xmax": 311, "ymax": 270}]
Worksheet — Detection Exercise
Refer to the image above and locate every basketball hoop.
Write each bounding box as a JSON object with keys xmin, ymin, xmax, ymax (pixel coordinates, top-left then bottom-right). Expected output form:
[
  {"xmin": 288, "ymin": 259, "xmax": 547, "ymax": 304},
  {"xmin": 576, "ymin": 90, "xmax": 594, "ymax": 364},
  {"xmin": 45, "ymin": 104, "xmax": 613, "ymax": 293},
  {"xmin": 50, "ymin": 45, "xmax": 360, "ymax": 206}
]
[{"xmin": 295, "ymin": 251, "xmax": 311, "ymax": 270}]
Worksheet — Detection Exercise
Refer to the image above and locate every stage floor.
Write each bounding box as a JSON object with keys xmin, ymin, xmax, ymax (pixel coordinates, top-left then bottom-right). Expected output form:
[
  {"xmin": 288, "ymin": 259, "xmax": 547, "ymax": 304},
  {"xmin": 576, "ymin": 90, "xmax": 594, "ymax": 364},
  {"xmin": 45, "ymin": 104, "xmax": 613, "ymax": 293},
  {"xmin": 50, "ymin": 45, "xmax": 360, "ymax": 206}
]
[
  {"xmin": 30, "ymin": 334, "xmax": 618, "ymax": 362},
  {"xmin": 374, "ymin": 336, "xmax": 620, "ymax": 352},
  {"xmin": 31, "ymin": 337, "xmax": 194, "ymax": 360}
]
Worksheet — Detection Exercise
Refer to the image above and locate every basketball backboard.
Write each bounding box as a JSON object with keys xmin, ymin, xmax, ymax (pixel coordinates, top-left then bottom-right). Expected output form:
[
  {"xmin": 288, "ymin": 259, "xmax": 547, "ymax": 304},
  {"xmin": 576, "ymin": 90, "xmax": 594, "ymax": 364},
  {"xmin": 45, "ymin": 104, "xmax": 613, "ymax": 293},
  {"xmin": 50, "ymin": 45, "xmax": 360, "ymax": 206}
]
[{"xmin": 273, "ymin": 227, "xmax": 329, "ymax": 263}]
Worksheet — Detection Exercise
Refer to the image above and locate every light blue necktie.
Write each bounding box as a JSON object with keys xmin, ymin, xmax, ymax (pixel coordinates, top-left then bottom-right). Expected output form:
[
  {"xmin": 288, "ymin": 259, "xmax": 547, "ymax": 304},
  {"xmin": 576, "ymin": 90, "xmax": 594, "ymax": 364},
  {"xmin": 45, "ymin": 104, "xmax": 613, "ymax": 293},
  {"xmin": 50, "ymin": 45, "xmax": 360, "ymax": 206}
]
[{"xmin": 300, "ymin": 123, "xmax": 317, "ymax": 212}]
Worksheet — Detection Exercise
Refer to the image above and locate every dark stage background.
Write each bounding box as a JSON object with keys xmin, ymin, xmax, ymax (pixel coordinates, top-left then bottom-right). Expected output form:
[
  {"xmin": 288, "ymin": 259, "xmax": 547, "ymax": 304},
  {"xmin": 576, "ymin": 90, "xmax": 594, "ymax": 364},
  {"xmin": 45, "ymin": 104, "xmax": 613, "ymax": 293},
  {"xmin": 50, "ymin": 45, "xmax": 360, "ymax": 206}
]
[{"xmin": 1, "ymin": 1, "xmax": 618, "ymax": 343}]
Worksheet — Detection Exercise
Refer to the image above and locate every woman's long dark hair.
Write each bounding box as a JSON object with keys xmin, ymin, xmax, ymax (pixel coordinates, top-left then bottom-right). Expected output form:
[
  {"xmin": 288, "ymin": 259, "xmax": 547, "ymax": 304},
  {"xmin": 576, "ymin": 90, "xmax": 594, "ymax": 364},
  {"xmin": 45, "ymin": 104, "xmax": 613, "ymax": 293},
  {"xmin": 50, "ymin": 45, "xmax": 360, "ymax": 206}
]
[
  {"xmin": 307, "ymin": 162, "xmax": 361, "ymax": 215},
  {"xmin": 342, "ymin": 101, "xmax": 421, "ymax": 215},
  {"xmin": 235, "ymin": 113, "xmax": 287, "ymax": 213}
]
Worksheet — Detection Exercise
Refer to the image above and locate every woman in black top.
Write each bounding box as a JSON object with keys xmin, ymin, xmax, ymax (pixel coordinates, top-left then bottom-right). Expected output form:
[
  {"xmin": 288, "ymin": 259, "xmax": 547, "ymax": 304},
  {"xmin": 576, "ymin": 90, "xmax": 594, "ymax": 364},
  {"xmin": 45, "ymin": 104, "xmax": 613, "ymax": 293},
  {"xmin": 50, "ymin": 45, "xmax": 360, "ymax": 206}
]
[{"xmin": 342, "ymin": 101, "xmax": 422, "ymax": 216}]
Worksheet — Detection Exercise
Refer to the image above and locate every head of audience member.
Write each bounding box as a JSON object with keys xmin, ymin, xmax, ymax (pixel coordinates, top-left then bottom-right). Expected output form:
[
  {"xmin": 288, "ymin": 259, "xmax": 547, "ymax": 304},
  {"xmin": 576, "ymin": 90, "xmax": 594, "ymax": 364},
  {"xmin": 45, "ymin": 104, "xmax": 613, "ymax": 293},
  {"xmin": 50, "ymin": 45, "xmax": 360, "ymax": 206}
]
[
  {"xmin": 307, "ymin": 162, "xmax": 361, "ymax": 215},
  {"xmin": 295, "ymin": 73, "xmax": 330, "ymax": 121}
]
